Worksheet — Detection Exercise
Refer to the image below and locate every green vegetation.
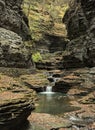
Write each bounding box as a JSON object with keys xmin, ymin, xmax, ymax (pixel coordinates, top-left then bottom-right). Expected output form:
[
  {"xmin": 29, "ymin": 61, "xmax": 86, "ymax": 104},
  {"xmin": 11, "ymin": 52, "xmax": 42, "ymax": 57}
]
[
  {"xmin": 22, "ymin": 0, "xmax": 69, "ymax": 43},
  {"xmin": 32, "ymin": 52, "xmax": 42, "ymax": 63}
]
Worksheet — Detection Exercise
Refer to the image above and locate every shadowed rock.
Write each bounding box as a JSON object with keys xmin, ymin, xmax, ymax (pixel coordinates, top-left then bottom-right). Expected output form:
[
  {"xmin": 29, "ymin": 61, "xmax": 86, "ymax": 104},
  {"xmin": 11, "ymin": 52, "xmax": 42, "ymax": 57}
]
[
  {"xmin": 63, "ymin": 0, "xmax": 95, "ymax": 68},
  {"xmin": 0, "ymin": 91, "xmax": 35, "ymax": 130},
  {"xmin": 0, "ymin": 0, "xmax": 31, "ymax": 40}
]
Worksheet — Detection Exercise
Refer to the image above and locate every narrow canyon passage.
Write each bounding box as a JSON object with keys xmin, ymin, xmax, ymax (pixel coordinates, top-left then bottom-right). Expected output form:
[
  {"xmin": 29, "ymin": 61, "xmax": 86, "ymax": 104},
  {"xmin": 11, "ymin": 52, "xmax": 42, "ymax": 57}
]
[{"xmin": 0, "ymin": 0, "xmax": 95, "ymax": 130}]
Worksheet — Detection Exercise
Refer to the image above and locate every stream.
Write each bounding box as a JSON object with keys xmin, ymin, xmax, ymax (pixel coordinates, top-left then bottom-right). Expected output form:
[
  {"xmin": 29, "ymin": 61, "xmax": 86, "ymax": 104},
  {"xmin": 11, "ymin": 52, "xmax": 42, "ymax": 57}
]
[{"xmin": 19, "ymin": 74, "xmax": 82, "ymax": 130}]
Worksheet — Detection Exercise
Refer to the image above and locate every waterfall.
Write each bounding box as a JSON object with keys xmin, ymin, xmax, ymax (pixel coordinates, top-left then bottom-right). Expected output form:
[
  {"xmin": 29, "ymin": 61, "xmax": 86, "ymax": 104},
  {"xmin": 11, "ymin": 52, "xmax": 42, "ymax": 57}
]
[
  {"xmin": 46, "ymin": 86, "xmax": 52, "ymax": 92},
  {"xmin": 40, "ymin": 85, "xmax": 54, "ymax": 94}
]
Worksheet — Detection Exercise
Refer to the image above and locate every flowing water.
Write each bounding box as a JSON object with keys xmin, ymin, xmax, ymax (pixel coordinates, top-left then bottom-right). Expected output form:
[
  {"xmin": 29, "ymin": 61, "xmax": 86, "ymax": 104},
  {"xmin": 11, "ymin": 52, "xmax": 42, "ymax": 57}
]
[
  {"xmin": 19, "ymin": 75, "xmax": 80, "ymax": 130},
  {"xmin": 46, "ymin": 86, "xmax": 52, "ymax": 92},
  {"xmin": 40, "ymin": 85, "xmax": 55, "ymax": 94}
]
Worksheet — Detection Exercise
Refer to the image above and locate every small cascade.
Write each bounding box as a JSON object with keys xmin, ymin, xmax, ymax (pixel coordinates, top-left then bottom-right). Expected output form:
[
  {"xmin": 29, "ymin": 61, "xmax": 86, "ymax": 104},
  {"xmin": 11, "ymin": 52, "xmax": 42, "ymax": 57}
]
[
  {"xmin": 40, "ymin": 85, "xmax": 54, "ymax": 94},
  {"xmin": 39, "ymin": 72, "xmax": 60, "ymax": 95},
  {"xmin": 46, "ymin": 86, "xmax": 52, "ymax": 93}
]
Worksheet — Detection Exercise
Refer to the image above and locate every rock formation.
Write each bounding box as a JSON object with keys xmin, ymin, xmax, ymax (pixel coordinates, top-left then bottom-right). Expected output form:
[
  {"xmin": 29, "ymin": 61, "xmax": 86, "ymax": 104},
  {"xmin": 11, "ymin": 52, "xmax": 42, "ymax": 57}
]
[
  {"xmin": 63, "ymin": 0, "xmax": 95, "ymax": 68},
  {"xmin": 0, "ymin": 28, "xmax": 31, "ymax": 68},
  {"xmin": 0, "ymin": 74, "xmax": 36, "ymax": 130},
  {"xmin": 0, "ymin": 0, "xmax": 35, "ymax": 129},
  {"xmin": 0, "ymin": 0, "xmax": 32, "ymax": 68},
  {"xmin": 0, "ymin": 0, "xmax": 31, "ymax": 41},
  {"xmin": 0, "ymin": 93, "xmax": 35, "ymax": 130},
  {"xmin": 23, "ymin": 0, "xmax": 68, "ymax": 52}
]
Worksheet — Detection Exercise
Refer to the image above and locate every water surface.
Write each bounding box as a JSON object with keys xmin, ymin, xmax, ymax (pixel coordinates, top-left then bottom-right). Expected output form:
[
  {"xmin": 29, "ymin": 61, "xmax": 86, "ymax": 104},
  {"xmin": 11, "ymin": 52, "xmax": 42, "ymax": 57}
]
[{"xmin": 34, "ymin": 93, "xmax": 80, "ymax": 115}]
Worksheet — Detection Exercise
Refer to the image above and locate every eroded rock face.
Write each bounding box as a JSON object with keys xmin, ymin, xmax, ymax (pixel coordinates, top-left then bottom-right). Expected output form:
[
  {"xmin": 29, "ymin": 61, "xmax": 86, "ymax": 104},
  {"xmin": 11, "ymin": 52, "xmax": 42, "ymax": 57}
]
[
  {"xmin": 36, "ymin": 34, "xmax": 67, "ymax": 53},
  {"xmin": 0, "ymin": 94, "xmax": 35, "ymax": 130},
  {"xmin": 0, "ymin": 0, "xmax": 31, "ymax": 40},
  {"xmin": 53, "ymin": 67, "xmax": 95, "ymax": 97},
  {"xmin": 63, "ymin": 0, "xmax": 95, "ymax": 68},
  {"xmin": 0, "ymin": 28, "xmax": 32, "ymax": 68},
  {"xmin": 0, "ymin": 0, "xmax": 32, "ymax": 68},
  {"xmin": 0, "ymin": 73, "xmax": 36, "ymax": 130}
]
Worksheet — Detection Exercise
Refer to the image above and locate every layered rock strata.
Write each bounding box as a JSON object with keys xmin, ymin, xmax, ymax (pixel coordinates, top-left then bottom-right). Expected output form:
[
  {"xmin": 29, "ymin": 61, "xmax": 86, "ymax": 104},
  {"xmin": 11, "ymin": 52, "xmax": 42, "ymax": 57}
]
[
  {"xmin": 0, "ymin": 91, "xmax": 35, "ymax": 130},
  {"xmin": 0, "ymin": 74, "xmax": 36, "ymax": 130},
  {"xmin": 0, "ymin": 0, "xmax": 31, "ymax": 40},
  {"xmin": 0, "ymin": 0, "xmax": 32, "ymax": 68},
  {"xmin": 63, "ymin": 0, "xmax": 95, "ymax": 68},
  {"xmin": 0, "ymin": 28, "xmax": 32, "ymax": 68},
  {"xmin": 0, "ymin": 94, "xmax": 34, "ymax": 130}
]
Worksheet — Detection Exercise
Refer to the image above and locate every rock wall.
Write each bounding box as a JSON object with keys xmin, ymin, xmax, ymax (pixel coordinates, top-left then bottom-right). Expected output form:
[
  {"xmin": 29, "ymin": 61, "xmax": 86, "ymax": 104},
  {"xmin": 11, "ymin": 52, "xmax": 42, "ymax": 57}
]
[
  {"xmin": 0, "ymin": 0, "xmax": 31, "ymax": 41},
  {"xmin": 0, "ymin": 28, "xmax": 32, "ymax": 68},
  {"xmin": 0, "ymin": 0, "xmax": 32, "ymax": 68},
  {"xmin": 23, "ymin": 0, "xmax": 68, "ymax": 52},
  {"xmin": 0, "ymin": 73, "xmax": 36, "ymax": 130},
  {"xmin": 63, "ymin": 0, "xmax": 95, "ymax": 68}
]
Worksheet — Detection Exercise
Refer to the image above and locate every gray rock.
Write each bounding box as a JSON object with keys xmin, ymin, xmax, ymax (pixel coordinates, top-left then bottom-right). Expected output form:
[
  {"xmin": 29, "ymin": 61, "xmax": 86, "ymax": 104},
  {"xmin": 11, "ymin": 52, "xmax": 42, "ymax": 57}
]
[
  {"xmin": 0, "ymin": 0, "xmax": 31, "ymax": 40},
  {"xmin": 63, "ymin": 0, "xmax": 95, "ymax": 68},
  {"xmin": 0, "ymin": 28, "xmax": 32, "ymax": 68}
]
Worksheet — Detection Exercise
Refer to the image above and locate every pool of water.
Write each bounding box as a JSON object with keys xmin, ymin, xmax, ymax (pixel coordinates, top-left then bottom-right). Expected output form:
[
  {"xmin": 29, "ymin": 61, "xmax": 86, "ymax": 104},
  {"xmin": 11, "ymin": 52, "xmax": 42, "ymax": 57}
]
[
  {"xmin": 13, "ymin": 93, "xmax": 80, "ymax": 130},
  {"xmin": 34, "ymin": 92, "xmax": 80, "ymax": 115}
]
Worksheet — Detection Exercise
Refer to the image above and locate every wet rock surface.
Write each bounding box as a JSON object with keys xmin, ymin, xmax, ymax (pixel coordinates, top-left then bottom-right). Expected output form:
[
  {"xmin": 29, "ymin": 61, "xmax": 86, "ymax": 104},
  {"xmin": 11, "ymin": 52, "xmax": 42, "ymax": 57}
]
[
  {"xmin": 0, "ymin": 0, "xmax": 32, "ymax": 68},
  {"xmin": 36, "ymin": 34, "xmax": 67, "ymax": 53},
  {"xmin": 0, "ymin": 92, "xmax": 34, "ymax": 130}
]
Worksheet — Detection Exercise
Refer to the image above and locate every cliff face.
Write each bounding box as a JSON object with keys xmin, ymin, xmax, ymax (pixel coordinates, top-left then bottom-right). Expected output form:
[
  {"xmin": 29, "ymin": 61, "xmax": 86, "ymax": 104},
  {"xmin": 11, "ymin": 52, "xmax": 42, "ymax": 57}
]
[
  {"xmin": 63, "ymin": 0, "xmax": 95, "ymax": 68},
  {"xmin": 23, "ymin": 0, "xmax": 68, "ymax": 52},
  {"xmin": 0, "ymin": 0, "xmax": 31, "ymax": 40},
  {"xmin": 0, "ymin": 0, "xmax": 32, "ymax": 68}
]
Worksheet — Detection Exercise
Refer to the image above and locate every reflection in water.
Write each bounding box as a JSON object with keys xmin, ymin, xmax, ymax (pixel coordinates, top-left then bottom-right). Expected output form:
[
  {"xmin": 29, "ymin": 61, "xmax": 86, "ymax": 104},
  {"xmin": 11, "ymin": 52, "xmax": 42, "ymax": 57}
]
[
  {"xmin": 12, "ymin": 93, "xmax": 80, "ymax": 130},
  {"xmin": 35, "ymin": 93, "xmax": 80, "ymax": 115}
]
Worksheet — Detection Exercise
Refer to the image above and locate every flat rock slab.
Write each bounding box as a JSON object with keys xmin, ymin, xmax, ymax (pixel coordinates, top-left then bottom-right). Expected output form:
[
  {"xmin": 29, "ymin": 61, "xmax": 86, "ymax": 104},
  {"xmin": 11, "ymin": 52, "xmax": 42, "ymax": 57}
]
[
  {"xmin": 28, "ymin": 113, "xmax": 71, "ymax": 130},
  {"xmin": 0, "ymin": 91, "xmax": 23, "ymax": 102}
]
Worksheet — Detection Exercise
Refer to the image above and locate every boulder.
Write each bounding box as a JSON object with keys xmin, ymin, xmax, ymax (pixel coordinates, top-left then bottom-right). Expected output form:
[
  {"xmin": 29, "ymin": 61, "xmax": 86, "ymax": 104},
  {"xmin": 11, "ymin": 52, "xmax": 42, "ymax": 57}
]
[{"xmin": 0, "ymin": 28, "xmax": 32, "ymax": 68}]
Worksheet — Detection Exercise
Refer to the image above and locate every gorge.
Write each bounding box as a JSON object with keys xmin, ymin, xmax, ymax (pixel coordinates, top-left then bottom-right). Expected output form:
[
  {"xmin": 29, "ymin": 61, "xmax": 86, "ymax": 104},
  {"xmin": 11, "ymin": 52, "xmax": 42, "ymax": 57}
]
[{"xmin": 0, "ymin": 0, "xmax": 95, "ymax": 130}]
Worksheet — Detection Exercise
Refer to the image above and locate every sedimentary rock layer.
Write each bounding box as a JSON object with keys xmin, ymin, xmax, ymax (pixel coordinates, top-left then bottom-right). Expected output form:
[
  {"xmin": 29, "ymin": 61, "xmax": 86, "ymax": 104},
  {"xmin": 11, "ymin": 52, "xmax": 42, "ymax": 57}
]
[
  {"xmin": 0, "ymin": 28, "xmax": 32, "ymax": 67},
  {"xmin": 0, "ymin": 0, "xmax": 31, "ymax": 40},
  {"xmin": 63, "ymin": 0, "xmax": 95, "ymax": 68}
]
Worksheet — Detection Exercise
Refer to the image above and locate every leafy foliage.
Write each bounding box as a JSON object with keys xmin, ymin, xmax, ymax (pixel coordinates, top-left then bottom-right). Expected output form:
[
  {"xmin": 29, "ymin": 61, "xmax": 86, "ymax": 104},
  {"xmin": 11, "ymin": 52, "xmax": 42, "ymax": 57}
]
[{"xmin": 32, "ymin": 52, "xmax": 42, "ymax": 63}]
